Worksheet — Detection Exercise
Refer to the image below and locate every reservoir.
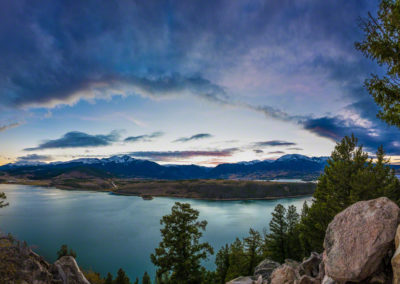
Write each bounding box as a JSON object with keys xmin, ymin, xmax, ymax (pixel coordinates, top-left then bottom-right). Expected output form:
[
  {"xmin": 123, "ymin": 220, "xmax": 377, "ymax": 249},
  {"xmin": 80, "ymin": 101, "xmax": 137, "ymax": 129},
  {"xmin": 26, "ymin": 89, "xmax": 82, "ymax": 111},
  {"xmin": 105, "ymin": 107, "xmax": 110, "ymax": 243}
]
[{"xmin": 0, "ymin": 184, "xmax": 311, "ymax": 280}]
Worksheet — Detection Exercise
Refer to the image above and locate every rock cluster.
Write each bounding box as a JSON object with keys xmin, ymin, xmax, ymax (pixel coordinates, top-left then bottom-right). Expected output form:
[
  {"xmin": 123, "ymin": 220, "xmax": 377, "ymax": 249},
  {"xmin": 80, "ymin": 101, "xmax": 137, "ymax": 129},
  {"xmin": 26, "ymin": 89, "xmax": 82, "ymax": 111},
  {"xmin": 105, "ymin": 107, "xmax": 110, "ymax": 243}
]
[
  {"xmin": 228, "ymin": 197, "xmax": 400, "ymax": 284},
  {"xmin": 0, "ymin": 235, "xmax": 89, "ymax": 284}
]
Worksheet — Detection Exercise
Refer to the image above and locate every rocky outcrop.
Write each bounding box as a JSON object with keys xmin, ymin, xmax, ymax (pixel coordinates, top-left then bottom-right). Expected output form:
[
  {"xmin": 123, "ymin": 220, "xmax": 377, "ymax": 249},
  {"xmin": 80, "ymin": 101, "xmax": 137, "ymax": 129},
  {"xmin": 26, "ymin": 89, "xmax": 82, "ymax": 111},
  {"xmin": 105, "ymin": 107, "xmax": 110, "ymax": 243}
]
[
  {"xmin": 53, "ymin": 256, "xmax": 90, "ymax": 284},
  {"xmin": 392, "ymin": 224, "xmax": 400, "ymax": 284},
  {"xmin": 254, "ymin": 259, "xmax": 280, "ymax": 281},
  {"xmin": 227, "ymin": 276, "xmax": 258, "ymax": 284},
  {"xmin": 0, "ymin": 234, "xmax": 90, "ymax": 284},
  {"xmin": 270, "ymin": 263, "xmax": 298, "ymax": 284},
  {"xmin": 324, "ymin": 197, "xmax": 399, "ymax": 283},
  {"xmin": 299, "ymin": 252, "xmax": 322, "ymax": 278},
  {"xmin": 227, "ymin": 197, "xmax": 400, "ymax": 284}
]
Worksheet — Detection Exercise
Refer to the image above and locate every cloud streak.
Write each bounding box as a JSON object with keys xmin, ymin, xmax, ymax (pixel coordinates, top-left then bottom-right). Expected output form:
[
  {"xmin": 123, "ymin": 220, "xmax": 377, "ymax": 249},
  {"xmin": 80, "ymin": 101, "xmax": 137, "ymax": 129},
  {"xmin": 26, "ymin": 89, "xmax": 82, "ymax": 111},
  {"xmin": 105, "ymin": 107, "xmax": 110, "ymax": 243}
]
[
  {"xmin": 129, "ymin": 148, "xmax": 239, "ymax": 162},
  {"xmin": 254, "ymin": 140, "xmax": 297, "ymax": 147},
  {"xmin": 124, "ymin": 131, "xmax": 163, "ymax": 143},
  {"xmin": 173, "ymin": 133, "xmax": 213, "ymax": 143},
  {"xmin": 0, "ymin": 122, "xmax": 21, "ymax": 132},
  {"xmin": 17, "ymin": 154, "xmax": 53, "ymax": 162},
  {"xmin": 25, "ymin": 131, "xmax": 121, "ymax": 151}
]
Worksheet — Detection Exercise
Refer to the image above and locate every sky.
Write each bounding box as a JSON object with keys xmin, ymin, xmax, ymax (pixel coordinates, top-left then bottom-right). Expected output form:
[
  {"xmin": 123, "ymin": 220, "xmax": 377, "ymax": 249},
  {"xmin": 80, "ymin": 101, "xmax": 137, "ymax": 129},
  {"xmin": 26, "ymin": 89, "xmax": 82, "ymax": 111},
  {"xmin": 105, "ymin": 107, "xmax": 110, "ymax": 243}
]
[{"xmin": 0, "ymin": 0, "xmax": 399, "ymax": 166}]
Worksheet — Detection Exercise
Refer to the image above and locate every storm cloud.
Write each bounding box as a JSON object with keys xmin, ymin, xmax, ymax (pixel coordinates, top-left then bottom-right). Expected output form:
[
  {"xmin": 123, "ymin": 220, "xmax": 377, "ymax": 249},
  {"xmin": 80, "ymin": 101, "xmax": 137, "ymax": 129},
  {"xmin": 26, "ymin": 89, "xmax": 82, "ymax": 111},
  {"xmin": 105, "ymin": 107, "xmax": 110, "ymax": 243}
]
[
  {"xmin": 1, "ymin": 0, "xmax": 397, "ymax": 158},
  {"xmin": 0, "ymin": 0, "xmax": 377, "ymax": 111},
  {"xmin": 25, "ymin": 131, "xmax": 121, "ymax": 151}
]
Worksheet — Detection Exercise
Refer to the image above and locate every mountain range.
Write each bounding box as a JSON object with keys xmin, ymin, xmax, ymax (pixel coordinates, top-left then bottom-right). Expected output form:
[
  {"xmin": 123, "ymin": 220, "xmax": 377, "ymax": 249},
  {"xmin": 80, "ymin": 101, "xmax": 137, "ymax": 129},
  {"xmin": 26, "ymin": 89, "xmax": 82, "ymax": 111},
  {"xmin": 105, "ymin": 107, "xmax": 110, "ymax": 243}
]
[{"xmin": 0, "ymin": 154, "xmax": 330, "ymax": 180}]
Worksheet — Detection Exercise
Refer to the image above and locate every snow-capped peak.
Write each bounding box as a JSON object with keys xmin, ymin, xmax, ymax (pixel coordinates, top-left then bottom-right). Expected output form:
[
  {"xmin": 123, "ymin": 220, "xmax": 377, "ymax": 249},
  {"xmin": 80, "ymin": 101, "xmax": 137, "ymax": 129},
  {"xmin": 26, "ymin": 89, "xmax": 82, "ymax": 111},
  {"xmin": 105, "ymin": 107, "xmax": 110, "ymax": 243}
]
[
  {"xmin": 101, "ymin": 155, "xmax": 136, "ymax": 163},
  {"xmin": 276, "ymin": 154, "xmax": 311, "ymax": 162}
]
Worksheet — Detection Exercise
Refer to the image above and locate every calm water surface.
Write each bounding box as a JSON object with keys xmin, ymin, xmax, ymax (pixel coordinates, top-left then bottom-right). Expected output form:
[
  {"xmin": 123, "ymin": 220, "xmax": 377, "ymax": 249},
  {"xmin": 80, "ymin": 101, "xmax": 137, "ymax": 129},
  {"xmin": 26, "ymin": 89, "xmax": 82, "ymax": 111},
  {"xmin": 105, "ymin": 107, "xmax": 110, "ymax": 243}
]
[{"xmin": 0, "ymin": 184, "xmax": 311, "ymax": 280}]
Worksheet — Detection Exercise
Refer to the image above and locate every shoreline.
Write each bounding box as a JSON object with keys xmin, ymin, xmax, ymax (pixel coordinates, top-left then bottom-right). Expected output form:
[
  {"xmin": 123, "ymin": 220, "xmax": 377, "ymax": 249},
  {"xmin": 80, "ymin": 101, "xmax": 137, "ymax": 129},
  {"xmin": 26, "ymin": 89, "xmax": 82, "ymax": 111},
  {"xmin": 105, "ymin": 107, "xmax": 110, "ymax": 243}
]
[
  {"xmin": 0, "ymin": 179, "xmax": 315, "ymax": 201},
  {"xmin": 110, "ymin": 190, "xmax": 313, "ymax": 201}
]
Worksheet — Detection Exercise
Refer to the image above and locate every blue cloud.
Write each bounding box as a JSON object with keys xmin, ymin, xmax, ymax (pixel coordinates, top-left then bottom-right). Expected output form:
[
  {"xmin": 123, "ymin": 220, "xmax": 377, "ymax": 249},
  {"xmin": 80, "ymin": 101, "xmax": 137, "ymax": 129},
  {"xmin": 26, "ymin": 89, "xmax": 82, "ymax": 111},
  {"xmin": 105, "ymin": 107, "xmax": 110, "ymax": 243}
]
[
  {"xmin": 301, "ymin": 115, "xmax": 400, "ymax": 155},
  {"xmin": 124, "ymin": 131, "xmax": 163, "ymax": 143},
  {"xmin": 25, "ymin": 131, "xmax": 121, "ymax": 151},
  {"xmin": 17, "ymin": 154, "xmax": 53, "ymax": 162},
  {"xmin": 254, "ymin": 140, "xmax": 296, "ymax": 147},
  {"xmin": 173, "ymin": 133, "xmax": 213, "ymax": 143}
]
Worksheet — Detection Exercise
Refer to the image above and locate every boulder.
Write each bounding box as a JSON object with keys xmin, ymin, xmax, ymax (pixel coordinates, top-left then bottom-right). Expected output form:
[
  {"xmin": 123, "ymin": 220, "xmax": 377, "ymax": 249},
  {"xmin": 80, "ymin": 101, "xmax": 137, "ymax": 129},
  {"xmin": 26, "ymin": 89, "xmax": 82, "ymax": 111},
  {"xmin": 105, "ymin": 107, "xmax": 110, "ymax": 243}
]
[
  {"xmin": 321, "ymin": 276, "xmax": 336, "ymax": 284},
  {"xmin": 270, "ymin": 264, "xmax": 298, "ymax": 284},
  {"xmin": 254, "ymin": 259, "xmax": 280, "ymax": 281},
  {"xmin": 297, "ymin": 275, "xmax": 319, "ymax": 284},
  {"xmin": 227, "ymin": 276, "xmax": 255, "ymax": 284},
  {"xmin": 53, "ymin": 256, "xmax": 90, "ymax": 284},
  {"xmin": 299, "ymin": 252, "xmax": 322, "ymax": 278},
  {"xmin": 324, "ymin": 197, "xmax": 400, "ymax": 282},
  {"xmin": 392, "ymin": 224, "xmax": 400, "ymax": 284}
]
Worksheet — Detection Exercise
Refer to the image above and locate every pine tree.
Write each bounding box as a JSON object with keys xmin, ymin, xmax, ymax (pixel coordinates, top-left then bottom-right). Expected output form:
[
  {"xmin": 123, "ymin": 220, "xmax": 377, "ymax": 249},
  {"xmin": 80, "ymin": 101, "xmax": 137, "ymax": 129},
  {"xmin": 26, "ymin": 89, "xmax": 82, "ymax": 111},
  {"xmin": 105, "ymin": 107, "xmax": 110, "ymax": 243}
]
[
  {"xmin": 300, "ymin": 135, "xmax": 400, "ymax": 254},
  {"xmin": 225, "ymin": 238, "xmax": 247, "ymax": 281},
  {"xmin": 215, "ymin": 244, "xmax": 230, "ymax": 284},
  {"xmin": 298, "ymin": 202, "xmax": 312, "ymax": 257},
  {"xmin": 264, "ymin": 204, "xmax": 287, "ymax": 263},
  {"xmin": 56, "ymin": 244, "xmax": 77, "ymax": 259},
  {"xmin": 355, "ymin": 0, "xmax": 400, "ymax": 127},
  {"xmin": 133, "ymin": 277, "xmax": 139, "ymax": 284},
  {"xmin": 150, "ymin": 202, "xmax": 213, "ymax": 284},
  {"xmin": 104, "ymin": 272, "xmax": 113, "ymax": 284},
  {"xmin": 115, "ymin": 268, "xmax": 130, "ymax": 284},
  {"xmin": 142, "ymin": 271, "xmax": 151, "ymax": 284},
  {"xmin": 243, "ymin": 228, "xmax": 262, "ymax": 275},
  {"xmin": 285, "ymin": 205, "xmax": 301, "ymax": 260}
]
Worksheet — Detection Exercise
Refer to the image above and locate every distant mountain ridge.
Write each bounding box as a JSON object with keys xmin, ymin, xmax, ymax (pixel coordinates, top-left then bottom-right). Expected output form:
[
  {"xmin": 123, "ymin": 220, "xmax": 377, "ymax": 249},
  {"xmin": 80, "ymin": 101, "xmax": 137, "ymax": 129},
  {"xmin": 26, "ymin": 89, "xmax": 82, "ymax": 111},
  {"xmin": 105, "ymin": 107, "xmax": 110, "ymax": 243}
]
[{"xmin": 0, "ymin": 154, "xmax": 330, "ymax": 180}]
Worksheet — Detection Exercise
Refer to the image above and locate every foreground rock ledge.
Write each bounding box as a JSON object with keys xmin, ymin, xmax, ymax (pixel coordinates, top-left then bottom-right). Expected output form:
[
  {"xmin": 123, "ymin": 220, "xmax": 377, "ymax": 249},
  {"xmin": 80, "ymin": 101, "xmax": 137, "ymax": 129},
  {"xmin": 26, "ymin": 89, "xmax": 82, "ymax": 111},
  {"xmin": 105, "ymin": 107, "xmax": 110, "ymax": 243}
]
[
  {"xmin": 227, "ymin": 197, "xmax": 400, "ymax": 284},
  {"xmin": 324, "ymin": 197, "xmax": 400, "ymax": 282},
  {"xmin": 0, "ymin": 234, "xmax": 90, "ymax": 284}
]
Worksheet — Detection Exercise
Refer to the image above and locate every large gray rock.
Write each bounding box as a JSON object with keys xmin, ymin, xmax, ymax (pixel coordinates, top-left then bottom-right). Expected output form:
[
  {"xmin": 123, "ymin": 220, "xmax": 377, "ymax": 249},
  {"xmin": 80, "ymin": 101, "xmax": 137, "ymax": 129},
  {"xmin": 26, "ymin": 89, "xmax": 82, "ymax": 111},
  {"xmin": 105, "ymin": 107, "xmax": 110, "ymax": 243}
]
[
  {"xmin": 324, "ymin": 197, "xmax": 400, "ymax": 282},
  {"xmin": 53, "ymin": 256, "xmax": 90, "ymax": 284},
  {"xmin": 254, "ymin": 259, "xmax": 280, "ymax": 281}
]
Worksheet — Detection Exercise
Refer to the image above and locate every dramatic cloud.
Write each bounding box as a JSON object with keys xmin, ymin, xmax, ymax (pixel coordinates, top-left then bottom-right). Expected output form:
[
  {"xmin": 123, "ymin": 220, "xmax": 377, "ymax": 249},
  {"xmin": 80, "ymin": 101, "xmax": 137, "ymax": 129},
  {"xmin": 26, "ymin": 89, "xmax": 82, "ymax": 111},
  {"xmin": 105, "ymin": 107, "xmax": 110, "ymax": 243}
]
[
  {"xmin": 300, "ymin": 112, "xmax": 400, "ymax": 155},
  {"xmin": 0, "ymin": 122, "xmax": 21, "ymax": 132},
  {"xmin": 254, "ymin": 140, "xmax": 297, "ymax": 147},
  {"xmin": 25, "ymin": 131, "xmax": 120, "ymax": 151},
  {"xmin": 0, "ymin": 0, "xmax": 376, "ymax": 111},
  {"xmin": 173, "ymin": 133, "xmax": 213, "ymax": 143},
  {"xmin": 17, "ymin": 154, "xmax": 53, "ymax": 162},
  {"xmin": 2, "ymin": 0, "xmax": 396, "ymax": 160},
  {"xmin": 129, "ymin": 148, "xmax": 238, "ymax": 161},
  {"xmin": 124, "ymin": 131, "xmax": 163, "ymax": 143}
]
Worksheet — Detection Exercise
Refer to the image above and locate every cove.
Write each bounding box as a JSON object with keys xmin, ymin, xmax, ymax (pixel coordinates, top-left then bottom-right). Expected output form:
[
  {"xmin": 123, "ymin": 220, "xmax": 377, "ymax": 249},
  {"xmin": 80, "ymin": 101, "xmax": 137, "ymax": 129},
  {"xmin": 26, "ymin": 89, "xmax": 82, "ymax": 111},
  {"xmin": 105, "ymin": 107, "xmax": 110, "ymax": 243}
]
[{"xmin": 0, "ymin": 184, "xmax": 311, "ymax": 280}]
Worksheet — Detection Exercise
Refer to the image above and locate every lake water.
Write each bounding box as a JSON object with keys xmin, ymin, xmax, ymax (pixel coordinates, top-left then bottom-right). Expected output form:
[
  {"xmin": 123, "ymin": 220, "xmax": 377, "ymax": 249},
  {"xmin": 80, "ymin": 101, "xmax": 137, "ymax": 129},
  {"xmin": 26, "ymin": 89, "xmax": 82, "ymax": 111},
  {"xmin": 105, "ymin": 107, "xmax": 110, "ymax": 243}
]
[{"xmin": 0, "ymin": 184, "xmax": 311, "ymax": 280}]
